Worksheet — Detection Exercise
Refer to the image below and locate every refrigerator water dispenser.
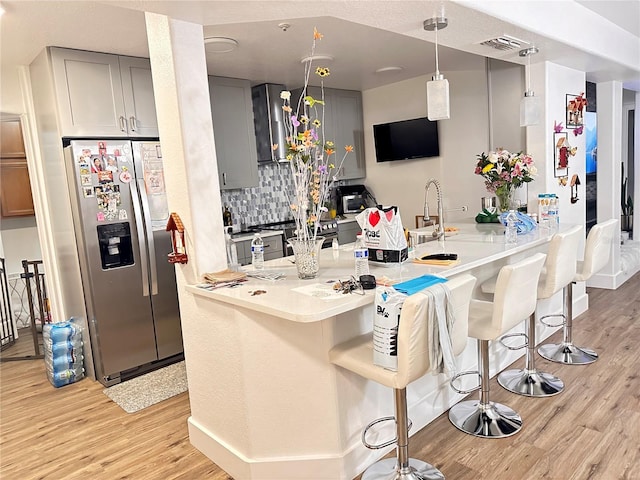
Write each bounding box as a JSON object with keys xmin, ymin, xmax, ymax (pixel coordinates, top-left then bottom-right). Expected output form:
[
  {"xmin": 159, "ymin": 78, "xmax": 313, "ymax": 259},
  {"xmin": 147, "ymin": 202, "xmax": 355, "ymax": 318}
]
[{"xmin": 97, "ymin": 223, "xmax": 134, "ymax": 269}]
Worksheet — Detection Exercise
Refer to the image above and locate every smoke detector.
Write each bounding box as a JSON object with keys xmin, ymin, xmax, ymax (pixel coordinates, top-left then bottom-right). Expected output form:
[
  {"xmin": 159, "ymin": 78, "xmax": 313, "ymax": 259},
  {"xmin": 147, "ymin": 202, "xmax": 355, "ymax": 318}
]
[{"xmin": 480, "ymin": 34, "xmax": 529, "ymax": 51}]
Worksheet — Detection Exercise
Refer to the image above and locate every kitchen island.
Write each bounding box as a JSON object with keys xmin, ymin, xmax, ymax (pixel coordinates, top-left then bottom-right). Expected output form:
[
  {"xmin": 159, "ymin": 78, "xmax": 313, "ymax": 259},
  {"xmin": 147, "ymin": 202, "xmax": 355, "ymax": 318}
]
[{"xmin": 183, "ymin": 222, "xmax": 582, "ymax": 480}]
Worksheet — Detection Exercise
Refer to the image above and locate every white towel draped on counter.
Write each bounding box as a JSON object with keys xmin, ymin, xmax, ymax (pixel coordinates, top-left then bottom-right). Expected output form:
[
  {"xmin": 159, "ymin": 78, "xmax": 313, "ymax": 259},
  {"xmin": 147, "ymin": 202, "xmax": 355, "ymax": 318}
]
[{"xmin": 419, "ymin": 283, "xmax": 456, "ymax": 374}]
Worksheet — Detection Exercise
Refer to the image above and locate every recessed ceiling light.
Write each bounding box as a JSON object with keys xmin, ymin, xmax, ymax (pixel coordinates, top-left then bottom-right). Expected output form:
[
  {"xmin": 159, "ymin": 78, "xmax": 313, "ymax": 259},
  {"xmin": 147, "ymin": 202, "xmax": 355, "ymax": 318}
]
[
  {"xmin": 300, "ymin": 54, "xmax": 334, "ymax": 64},
  {"xmin": 203, "ymin": 37, "xmax": 238, "ymax": 53},
  {"xmin": 375, "ymin": 66, "xmax": 403, "ymax": 74}
]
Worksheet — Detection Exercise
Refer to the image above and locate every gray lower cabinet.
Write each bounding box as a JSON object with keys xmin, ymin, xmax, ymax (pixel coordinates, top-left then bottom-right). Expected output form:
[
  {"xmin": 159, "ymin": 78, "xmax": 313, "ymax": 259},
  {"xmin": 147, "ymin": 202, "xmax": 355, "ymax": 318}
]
[
  {"xmin": 293, "ymin": 86, "xmax": 365, "ymax": 180},
  {"xmin": 235, "ymin": 234, "xmax": 284, "ymax": 266},
  {"xmin": 337, "ymin": 219, "xmax": 360, "ymax": 245},
  {"xmin": 49, "ymin": 47, "xmax": 158, "ymax": 137},
  {"xmin": 209, "ymin": 76, "xmax": 259, "ymax": 190}
]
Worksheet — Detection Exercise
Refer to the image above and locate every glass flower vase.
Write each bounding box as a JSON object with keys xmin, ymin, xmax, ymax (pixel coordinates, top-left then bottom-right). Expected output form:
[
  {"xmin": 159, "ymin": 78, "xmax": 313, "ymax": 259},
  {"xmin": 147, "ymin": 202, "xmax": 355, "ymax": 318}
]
[
  {"xmin": 288, "ymin": 236, "xmax": 324, "ymax": 279},
  {"xmin": 496, "ymin": 185, "xmax": 514, "ymax": 213}
]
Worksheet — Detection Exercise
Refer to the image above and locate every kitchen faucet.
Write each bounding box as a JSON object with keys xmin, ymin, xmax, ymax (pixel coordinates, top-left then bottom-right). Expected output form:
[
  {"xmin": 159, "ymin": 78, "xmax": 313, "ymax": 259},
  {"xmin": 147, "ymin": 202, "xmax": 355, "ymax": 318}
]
[{"xmin": 424, "ymin": 178, "xmax": 445, "ymax": 240}]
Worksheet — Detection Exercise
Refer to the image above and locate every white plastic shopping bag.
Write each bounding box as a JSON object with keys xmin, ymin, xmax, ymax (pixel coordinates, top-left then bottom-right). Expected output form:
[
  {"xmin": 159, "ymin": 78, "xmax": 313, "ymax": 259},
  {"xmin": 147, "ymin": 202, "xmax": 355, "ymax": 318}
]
[{"xmin": 356, "ymin": 206, "xmax": 408, "ymax": 265}]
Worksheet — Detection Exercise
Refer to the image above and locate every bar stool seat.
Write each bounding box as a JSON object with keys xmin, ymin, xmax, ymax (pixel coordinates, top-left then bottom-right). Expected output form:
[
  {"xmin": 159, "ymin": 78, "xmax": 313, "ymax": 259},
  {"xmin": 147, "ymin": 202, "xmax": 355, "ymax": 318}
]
[
  {"xmin": 538, "ymin": 219, "xmax": 618, "ymax": 364},
  {"xmin": 449, "ymin": 253, "xmax": 546, "ymax": 438},
  {"xmin": 479, "ymin": 226, "xmax": 581, "ymax": 397},
  {"xmin": 330, "ymin": 274, "xmax": 476, "ymax": 480}
]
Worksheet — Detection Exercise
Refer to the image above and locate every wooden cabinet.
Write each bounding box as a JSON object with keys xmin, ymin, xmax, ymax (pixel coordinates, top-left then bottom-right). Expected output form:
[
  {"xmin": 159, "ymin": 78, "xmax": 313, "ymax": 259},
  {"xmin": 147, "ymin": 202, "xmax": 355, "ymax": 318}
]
[
  {"xmin": 295, "ymin": 87, "xmax": 366, "ymax": 180},
  {"xmin": 50, "ymin": 48, "xmax": 158, "ymax": 137},
  {"xmin": 208, "ymin": 76, "xmax": 259, "ymax": 190},
  {"xmin": 0, "ymin": 120, "xmax": 35, "ymax": 217}
]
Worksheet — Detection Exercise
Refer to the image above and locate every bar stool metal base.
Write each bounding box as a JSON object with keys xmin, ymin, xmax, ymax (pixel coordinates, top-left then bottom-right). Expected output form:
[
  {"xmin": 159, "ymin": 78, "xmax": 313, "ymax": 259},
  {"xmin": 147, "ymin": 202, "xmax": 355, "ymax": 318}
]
[
  {"xmin": 448, "ymin": 400, "xmax": 522, "ymax": 438},
  {"xmin": 362, "ymin": 457, "xmax": 445, "ymax": 480},
  {"xmin": 538, "ymin": 342, "xmax": 598, "ymax": 365},
  {"xmin": 497, "ymin": 368, "xmax": 564, "ymax": 397}
]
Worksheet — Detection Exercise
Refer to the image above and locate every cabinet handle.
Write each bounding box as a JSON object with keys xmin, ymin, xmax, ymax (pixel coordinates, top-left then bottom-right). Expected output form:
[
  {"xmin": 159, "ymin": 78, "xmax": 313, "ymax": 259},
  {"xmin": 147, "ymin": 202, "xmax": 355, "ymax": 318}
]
[
  {"xmin": 129, "ymin": 116, "xmax": 137, "ymax": 132},
  {"xmin": 222, "ymin": 172, "xmax": 227, "ymax": 185},
  {"xmin": 119, "ymin": 116, "xmax": 127, "ymax": 132}
]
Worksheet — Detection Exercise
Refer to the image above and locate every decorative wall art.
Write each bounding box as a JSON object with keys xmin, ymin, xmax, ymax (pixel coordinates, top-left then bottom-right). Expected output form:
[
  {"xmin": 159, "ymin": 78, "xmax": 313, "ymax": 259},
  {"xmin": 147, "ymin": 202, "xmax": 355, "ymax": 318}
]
[
  {"xmin": 554, "ymin": 132, "xmax": 578, "ymax": 179},
  {"xmin": 570, "ymin": 174, "xmax": 581, "ymax": 203},
  {"xmin": 566, "ymin": 92, "xmax": 587, "ymax": 128}
]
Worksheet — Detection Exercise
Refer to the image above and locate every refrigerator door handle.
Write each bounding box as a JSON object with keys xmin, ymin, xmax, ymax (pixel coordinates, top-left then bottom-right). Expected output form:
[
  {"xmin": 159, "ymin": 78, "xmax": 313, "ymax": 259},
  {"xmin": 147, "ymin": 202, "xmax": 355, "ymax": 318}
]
[
  {"xmin": 130, "ymin": 180, "xmax": 150, "ymax": 297},
  {"xmin": 137, "ymin": 178, "xmax": 158, "ymax": 296}
]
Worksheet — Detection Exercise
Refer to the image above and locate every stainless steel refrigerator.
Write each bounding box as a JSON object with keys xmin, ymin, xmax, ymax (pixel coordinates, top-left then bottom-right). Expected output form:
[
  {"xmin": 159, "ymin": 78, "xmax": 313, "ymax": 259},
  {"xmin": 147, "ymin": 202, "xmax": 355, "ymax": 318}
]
[{"xmin": 64, "ymin": 140, "xmax": 182, "ymax": 386}]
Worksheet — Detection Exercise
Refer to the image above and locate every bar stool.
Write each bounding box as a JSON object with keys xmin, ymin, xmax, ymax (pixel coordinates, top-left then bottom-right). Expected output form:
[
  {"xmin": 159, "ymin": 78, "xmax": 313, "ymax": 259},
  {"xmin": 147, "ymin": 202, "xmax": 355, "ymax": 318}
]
[
  {"xmin": 538, "ymin": 219, "xmax": 618, "ymax": 364},
  {"xmin": 330, "ymin": 274, "xmax": 476, "ymax": 480},
  {"xmin": 449, "ymin": 253, "xmax": 546, "ymax": 438},
  {"xmin": 493, "ymin": 226, "xmax": 582, "ymax": 396}
]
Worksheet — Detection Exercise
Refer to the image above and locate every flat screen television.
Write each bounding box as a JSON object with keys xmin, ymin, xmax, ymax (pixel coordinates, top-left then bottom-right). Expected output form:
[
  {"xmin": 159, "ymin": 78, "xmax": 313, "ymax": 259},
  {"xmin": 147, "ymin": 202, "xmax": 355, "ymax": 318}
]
[{"xmin": 373, "ymin": 117, "xmax": 439, "ymax": 162}]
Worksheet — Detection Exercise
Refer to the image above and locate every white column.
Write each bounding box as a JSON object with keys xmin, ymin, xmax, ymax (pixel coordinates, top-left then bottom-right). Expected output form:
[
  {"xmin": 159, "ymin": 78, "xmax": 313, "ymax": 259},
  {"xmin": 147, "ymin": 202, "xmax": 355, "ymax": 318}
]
[
  {"xmin": 144, "ymin": 12, "xmax": 225, "ymax": 281},
  {"xmin": 592, "ymin": 81, "xmax": 623, "ymax": 287}
]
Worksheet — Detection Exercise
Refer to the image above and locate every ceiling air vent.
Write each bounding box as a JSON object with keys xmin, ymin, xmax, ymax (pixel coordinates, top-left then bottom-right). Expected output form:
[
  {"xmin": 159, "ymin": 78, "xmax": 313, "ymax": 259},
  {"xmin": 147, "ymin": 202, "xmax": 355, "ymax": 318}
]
[{"xmin": 480, "ymin": 35, "xmax": 528, "ymax": 51}]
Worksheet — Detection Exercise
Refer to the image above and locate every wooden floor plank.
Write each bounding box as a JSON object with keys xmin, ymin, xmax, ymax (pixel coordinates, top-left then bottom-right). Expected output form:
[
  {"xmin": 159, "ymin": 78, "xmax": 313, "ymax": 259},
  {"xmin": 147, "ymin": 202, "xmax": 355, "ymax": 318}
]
[
  {"xmin": 359, "ymin": 272, "xmax": 640, "ymax": 480},
  {"xmin": 1, "ymin": 272, "xmax": 639, "ymax": 479}
]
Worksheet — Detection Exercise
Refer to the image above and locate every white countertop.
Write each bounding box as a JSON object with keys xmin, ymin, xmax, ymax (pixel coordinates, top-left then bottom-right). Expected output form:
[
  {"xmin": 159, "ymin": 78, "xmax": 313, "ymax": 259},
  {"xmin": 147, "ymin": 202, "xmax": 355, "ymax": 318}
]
[
  {"xmin": 336, "ymin": 214, "xmax": 358, "ymax": 224},
  {"xmin": 188, "ymin": 220, "xmax": 566, "ymax": 323},
  {"xmin": 230, "ymin": 229, "xmax": 284, "ymax": 242}
]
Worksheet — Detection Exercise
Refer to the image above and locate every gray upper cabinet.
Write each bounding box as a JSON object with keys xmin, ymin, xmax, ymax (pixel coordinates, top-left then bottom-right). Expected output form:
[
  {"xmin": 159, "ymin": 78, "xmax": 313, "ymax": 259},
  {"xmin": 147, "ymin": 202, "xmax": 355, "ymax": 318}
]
[
  {"xmin": 50, "ymin": 48, "xmax": 158, "ymax": 137},
  {"xmin": 209, "ymin": 76, "xmax": 259, "ymax": 190},
  {"xmin": 332, "ymin": 89, "xmax": 365, "ymax": 180},
  {"xmin": 118, "ymin": 56, "xmax": 159, "ymax": 137},
  {"xmin": 295, "ymin": 86, "xmax": 365, "ymax": 180}
]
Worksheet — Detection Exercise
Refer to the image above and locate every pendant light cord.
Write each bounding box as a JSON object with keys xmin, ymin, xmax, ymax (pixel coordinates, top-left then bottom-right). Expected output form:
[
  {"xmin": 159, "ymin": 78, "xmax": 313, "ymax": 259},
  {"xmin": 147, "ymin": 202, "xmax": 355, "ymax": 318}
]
[
  {"xmin": 435, "ymin": 24, "xmax": 440, "ymax": 75},
  {"xmin": 527, "ymin": 54, "xmax": 531, "ymax": 89}
]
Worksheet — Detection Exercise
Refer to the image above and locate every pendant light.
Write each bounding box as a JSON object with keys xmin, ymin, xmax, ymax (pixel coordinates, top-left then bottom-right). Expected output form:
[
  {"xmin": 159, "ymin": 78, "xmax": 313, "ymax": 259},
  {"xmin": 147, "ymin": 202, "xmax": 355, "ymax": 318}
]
[
  {"xmin": 519, "ymin": 46, "xmax": 540, "ymax": 126},
  {"xmin": 423, "ymin": 16, "xmax": 450, "ymax": 121}
]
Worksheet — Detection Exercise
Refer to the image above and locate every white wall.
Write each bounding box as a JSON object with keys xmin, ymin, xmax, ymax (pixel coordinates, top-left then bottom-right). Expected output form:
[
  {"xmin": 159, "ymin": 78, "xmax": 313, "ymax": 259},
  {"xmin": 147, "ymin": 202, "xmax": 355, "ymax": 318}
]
[
  {"xmin": 0, "ymin": 66, "xmax": 25, "ymax": 114},
  {"xmin": 488, "ymin": 58, "xmax": 528, "ymax": 207},
  {"xmin": 361, "ymin": 68, "xmax": 489, "ymax": 230},
  {"xmin": 0, "ymin": 217, "xmax": 43, "ymax": 274},
  {"xmin": 0, "ymin": 112, "xmax": 42, "ymax": 281},
  {"xmin": 526, "ymin": 61, "xmax": 586, "ymax": 228},
  {"xmin": 488, "ymin": 58, "xmax": 525, "ymax": 153}
]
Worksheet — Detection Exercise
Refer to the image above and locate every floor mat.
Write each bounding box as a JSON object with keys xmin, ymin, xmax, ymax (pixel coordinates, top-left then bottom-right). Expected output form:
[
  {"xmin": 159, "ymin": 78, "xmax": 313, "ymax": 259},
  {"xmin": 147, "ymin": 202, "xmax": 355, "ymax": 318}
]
[{"xmin": 103, "ymin": 361, "xmax": 187, "ymax": 413}]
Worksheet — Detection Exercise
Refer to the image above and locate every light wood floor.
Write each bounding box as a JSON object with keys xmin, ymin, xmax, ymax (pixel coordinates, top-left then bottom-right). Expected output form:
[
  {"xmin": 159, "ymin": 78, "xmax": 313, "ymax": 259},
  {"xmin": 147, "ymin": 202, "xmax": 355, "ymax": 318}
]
[
  {"xmin": 0, "ymin": 327, "xmax": 43, "ymax": 360},
  {"xmin": 1, "ymin": 273, "xmax": 638, "ymax": 480}
]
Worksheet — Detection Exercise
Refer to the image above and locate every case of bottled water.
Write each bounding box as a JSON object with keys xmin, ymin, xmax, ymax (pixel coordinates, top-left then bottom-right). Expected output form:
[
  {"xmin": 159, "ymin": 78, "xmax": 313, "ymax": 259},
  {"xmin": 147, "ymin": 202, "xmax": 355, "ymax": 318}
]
[{"xmin": 42, "ymin": 319, "xmax": 85, "ymax": 388}]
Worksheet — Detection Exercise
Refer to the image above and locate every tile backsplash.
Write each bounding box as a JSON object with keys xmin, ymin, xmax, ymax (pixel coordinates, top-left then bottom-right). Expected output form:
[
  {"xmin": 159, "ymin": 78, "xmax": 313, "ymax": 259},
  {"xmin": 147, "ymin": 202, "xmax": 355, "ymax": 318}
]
[{"xmin": 220, "ymin": 162, "xmax": 294, "ymax": 229}]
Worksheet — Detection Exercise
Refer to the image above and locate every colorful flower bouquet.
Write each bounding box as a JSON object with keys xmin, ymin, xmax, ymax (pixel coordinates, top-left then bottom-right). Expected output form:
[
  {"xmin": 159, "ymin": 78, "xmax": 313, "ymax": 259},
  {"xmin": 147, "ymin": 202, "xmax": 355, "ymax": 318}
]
[{"xmin": 474, "ymin": 149, "xmax": 537, "ymax": 211}]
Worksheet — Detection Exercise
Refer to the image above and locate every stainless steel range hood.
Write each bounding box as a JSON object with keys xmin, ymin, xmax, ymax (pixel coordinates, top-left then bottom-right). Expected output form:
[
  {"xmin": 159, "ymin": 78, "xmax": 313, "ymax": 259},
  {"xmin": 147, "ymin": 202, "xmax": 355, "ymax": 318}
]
[{"xmin": 251, "ymin": 83, "xmax": 288, "ymax": 163}]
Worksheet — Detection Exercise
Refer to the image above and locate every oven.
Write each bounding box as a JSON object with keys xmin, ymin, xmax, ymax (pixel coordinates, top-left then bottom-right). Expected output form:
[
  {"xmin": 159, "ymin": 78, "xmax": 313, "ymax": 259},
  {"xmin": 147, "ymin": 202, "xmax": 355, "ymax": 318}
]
[
  {"xmin": 259, "ymin": 220, "xmax": 338, "ymax": 256},
  {"xmin": 316, "ymin": 221, "xmax": 339, "ymax": 249}
]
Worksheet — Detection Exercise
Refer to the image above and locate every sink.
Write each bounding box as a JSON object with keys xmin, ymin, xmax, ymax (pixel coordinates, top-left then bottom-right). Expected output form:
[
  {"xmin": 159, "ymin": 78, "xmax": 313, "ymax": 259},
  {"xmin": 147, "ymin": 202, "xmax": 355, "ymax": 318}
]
[{"xmin": 408, "ymin": 227, "xmax": 439, "ymax": 245}]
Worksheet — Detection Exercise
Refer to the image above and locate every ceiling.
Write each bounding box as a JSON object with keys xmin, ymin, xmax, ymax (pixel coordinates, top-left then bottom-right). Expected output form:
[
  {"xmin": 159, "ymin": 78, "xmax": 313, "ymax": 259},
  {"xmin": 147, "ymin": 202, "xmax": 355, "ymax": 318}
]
[
  {"xmin": 575, "ymin": 0, "xmax": 640, "ymax": 37},
  {"xmin": 1, "ymin": 1, "xmax": 639, "ymax": 94}
]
